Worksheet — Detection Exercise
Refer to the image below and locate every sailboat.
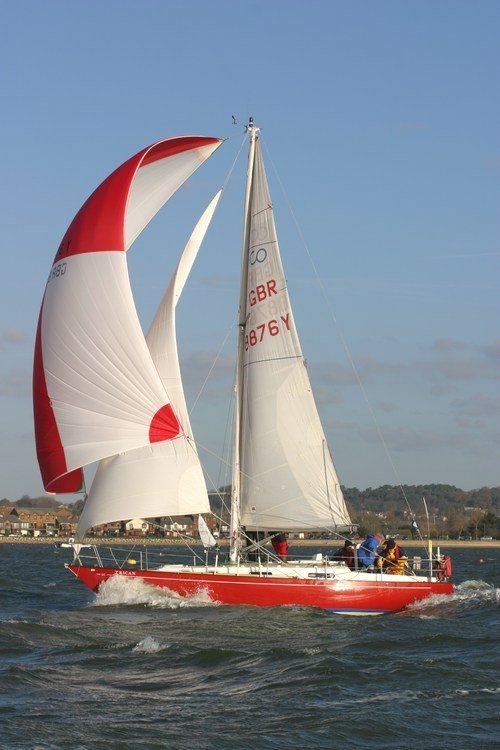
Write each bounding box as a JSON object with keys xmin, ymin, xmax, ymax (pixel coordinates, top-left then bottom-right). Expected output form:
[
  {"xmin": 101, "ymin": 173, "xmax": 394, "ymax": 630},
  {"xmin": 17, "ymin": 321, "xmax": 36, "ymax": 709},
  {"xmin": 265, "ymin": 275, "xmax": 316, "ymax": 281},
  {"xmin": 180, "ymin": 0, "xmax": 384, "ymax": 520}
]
[{"xmin": 33, "ymin": 120, "xmax": 453, "ymax": 614}]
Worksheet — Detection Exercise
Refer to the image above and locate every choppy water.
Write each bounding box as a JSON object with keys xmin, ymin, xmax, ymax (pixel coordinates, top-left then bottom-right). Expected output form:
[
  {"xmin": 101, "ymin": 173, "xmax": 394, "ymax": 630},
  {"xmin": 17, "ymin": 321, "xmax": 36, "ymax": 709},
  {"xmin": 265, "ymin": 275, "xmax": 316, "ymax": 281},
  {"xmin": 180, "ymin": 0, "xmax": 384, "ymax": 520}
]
[{"xmin": 0, "ymin": 544, "xmax": 498, "ymax": 750}]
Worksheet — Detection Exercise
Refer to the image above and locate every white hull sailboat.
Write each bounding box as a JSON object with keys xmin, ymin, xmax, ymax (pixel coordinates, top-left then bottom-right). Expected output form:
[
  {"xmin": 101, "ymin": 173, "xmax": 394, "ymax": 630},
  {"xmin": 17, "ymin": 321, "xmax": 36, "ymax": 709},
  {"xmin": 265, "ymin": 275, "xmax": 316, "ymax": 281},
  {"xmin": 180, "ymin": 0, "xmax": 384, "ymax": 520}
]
[{"xmin": 33, "ymin": 120, "xmax": 453, "ymax": 614}]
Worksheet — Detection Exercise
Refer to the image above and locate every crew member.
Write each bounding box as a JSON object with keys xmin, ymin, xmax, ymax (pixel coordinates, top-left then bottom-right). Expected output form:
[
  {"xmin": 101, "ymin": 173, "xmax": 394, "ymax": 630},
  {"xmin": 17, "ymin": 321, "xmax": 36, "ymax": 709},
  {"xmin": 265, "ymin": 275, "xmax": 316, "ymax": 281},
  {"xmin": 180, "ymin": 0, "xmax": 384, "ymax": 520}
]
[
  {"xmin": 332, "ymin": 539, "xmax": 356, "ymax": 570},
  {"xmin": 357, "ymin": 533, "xmax": 382, "ymax": 569},
  {"xmin": 271, "ymin": 532, "xmax": 289, "ymax": 561},
  {"xmin": 377, "ymin": 538, "xmax": 407, "ymax": 574}
]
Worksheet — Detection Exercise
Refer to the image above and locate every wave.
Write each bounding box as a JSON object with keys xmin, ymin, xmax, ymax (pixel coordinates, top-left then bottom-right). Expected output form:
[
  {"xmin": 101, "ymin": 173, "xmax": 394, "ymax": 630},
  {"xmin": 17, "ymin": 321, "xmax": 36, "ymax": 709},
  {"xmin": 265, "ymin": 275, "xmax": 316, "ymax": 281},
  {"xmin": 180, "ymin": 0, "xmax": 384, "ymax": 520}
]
[
  {"xmin": 405, "ymin": 579, "xmax": 499, "ymax": 617},
  {"xmin": 327, "ymin": 685, "xmax": 500, "ymax": 708},
  {"xmin": 91, "ymin": 573, "xmax": 217, "ymax": 609},
  {"xmin": 132, "ymin": 635, "xmax": 167, "ymax": 653}
]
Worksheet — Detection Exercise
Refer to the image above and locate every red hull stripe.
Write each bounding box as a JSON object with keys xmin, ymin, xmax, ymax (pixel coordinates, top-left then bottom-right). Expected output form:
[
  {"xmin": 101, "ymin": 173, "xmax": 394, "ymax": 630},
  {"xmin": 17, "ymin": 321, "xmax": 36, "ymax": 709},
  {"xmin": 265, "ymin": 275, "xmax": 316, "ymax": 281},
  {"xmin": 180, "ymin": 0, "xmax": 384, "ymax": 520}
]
[
  {"xmin": 149, "ymin": 404, "xmax": 181, "ymax": 443},
  {"xmin": 54, "ymin": 136, "xmax": 220, "ymax": 263},
  {"xmin": 68, "ymin": 566, "xmax": 454, "ymax": 613}
]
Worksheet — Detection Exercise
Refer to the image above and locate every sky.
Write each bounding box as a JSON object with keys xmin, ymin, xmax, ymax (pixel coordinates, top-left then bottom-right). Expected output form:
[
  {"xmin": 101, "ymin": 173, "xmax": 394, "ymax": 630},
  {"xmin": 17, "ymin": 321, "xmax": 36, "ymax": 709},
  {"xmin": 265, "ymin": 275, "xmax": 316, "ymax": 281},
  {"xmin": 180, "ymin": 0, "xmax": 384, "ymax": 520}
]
[{"xmin": 0, "ymin": 0, "xmax": 498, "ymax": 500}]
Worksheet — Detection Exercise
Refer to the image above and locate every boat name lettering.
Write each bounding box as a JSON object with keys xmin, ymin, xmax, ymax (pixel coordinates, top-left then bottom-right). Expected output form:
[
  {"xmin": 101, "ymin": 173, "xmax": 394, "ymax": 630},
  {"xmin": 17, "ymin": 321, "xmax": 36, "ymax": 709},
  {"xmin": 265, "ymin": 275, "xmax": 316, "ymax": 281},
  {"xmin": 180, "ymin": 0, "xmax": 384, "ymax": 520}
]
[
  {"xmin": 245, "ymin": 314, "xmax": 290, "ymax": 350},
  {"xmin": 249, "ymin": 279, "xmax": 277, "ymax": 307},
  {"xmin": 47, "ymin": 262, "xmax": 67, "ymax": 283},
  {"xmin": 249, "ymin": 248, "xmax": 267, "ymax": 265}
]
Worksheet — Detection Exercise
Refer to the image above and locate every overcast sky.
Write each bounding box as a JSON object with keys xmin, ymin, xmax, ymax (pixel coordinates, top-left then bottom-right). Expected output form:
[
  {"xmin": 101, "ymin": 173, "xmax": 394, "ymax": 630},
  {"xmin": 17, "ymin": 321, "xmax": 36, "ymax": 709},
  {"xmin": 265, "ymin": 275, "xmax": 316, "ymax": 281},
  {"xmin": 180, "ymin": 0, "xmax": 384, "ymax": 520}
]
[{"xmin": 1, "ymin": 0, "xmax": 498, "ymax": 499}]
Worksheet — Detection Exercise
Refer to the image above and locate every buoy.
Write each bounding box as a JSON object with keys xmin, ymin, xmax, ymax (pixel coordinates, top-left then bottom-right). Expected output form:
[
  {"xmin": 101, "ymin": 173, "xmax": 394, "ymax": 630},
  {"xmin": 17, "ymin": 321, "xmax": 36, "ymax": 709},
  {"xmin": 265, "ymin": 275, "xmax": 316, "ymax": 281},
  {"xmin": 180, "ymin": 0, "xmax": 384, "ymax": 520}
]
[
  {"xmin": 127, "ymin": 558, "xmax": 137, "ymax": 565},
  {"xmin": 478, "ymin": 558, "xmax": 485, "ymax": 564}
]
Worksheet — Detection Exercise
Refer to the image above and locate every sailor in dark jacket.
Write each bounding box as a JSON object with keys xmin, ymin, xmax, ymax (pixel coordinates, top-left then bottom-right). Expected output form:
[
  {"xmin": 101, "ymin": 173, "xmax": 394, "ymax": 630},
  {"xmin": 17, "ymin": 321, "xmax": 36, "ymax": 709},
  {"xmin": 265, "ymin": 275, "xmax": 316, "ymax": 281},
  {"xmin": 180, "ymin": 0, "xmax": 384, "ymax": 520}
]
[{"xmin": 332, "ymin": 539, "xmax": 356, "ymax": 570}]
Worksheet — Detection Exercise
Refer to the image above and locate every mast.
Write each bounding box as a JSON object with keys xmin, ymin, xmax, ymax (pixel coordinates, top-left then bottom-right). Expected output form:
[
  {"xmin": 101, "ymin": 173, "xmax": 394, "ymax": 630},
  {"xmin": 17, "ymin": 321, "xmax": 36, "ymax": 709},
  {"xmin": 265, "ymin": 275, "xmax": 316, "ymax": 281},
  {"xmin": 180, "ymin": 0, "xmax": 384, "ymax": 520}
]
[{"xmin": 229, "ymin": 118, "xmax": 258, "ymax": 561}]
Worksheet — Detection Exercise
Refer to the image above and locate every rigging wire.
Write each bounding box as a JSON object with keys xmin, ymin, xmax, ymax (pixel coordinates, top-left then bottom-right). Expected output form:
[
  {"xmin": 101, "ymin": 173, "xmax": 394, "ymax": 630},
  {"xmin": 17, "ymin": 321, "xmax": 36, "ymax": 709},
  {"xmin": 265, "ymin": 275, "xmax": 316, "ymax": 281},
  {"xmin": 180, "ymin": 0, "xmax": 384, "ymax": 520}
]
[
  {"xmin": 186, "ymin": 127, "xmax": 247, "ymax": 423},
  {"xmin": 181, "ymin": 130, "xmax": 253, "ymax": 523},
  {"xmin": 188, "ymin": 320, "xmax": 234, "ymax": 416}
]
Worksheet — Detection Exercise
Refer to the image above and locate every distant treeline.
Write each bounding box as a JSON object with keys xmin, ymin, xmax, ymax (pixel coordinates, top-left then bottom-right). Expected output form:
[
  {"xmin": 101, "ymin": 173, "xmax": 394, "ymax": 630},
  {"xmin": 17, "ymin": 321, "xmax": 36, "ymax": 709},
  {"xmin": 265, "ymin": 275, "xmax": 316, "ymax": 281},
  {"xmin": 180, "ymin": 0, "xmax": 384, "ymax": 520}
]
[
  {"xmin": 206, "ymin": 483, "xmax": 499, "ymax": 517},
  {"xmin": 2, "ymin": 484, "xmax": 499, "ymax": 516},
  {"xmin": 1, "ymin": 495, "xmax": 86, "ymax": 512},
  {"xmin": 342, "ymin": 484, "xmax": 499, "ymax": 516}
]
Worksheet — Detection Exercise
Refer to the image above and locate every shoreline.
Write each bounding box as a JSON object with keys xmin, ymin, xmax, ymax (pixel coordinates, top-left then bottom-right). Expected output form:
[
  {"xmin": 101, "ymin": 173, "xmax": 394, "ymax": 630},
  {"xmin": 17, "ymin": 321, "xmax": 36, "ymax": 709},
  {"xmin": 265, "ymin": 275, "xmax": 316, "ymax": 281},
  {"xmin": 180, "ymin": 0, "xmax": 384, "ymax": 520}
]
[{"xmin": 0, "ymin": 537, "xmax": 497, "ymax": 549}]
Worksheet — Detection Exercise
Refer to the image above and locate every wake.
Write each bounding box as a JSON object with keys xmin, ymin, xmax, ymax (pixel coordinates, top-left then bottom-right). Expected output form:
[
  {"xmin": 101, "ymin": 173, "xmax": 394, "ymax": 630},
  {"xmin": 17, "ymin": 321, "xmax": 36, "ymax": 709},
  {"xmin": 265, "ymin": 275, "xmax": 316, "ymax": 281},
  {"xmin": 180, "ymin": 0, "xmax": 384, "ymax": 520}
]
[
  {"xmin": 89, "ymin": 574, "xmax": 498, "ymax": 616},
  {"xmin": 91, "ymin": 574, "xmax": 217, "ymax": 609},
  {"xmin": 406, "ymin": 579, "xmax": 499, "ymax": 617}
]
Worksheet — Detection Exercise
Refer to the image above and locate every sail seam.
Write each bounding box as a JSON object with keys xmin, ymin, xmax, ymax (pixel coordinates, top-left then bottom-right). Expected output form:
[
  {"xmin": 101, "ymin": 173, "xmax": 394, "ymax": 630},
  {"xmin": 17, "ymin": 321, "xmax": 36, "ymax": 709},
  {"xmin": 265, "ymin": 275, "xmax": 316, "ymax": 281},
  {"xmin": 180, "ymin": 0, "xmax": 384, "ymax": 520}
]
[{"xmin": 243, "ymin": 355, "xmax": 303, "ymax": 367}]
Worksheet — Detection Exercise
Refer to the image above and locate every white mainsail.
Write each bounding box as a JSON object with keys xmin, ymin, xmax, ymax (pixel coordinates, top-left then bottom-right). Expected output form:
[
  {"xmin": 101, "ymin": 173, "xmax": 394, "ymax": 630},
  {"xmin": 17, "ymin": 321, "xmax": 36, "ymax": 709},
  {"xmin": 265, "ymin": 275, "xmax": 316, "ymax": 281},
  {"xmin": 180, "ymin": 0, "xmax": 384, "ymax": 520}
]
[
  {"xmin": 77, "ymin": 192, "xmax": 222, "ymax": 537},
  {"xmin": 236, "ymin": 128, "xmax": 351, "ymax": 531}
]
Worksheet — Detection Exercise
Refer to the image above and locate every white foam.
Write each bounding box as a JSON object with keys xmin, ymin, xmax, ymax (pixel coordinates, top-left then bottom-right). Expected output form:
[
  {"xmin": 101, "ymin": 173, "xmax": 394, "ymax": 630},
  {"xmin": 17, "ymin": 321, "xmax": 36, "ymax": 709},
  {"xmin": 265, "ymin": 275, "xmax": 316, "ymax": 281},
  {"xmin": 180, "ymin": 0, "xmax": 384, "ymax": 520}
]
[
  {"xmin": 449, "ymin": 579, "xmax": 498, "ymax": 603},
  {"xmin": 92, "ymin": 573, "xmax": 217, "ymax": 609},
  {"xmin": 407, "ymin": 579, "xmax": 498, "ymax": 615},
  {"xmin": 318, "ymin": 686, "xmax": 500, "ymax": 711},
  {"xmin": 132, "ymin": 635, "xmax": 166, "ymax": 653},
  {"xmin": 456, "ymin": 579, "xmax": 498, "ymax": 596}
]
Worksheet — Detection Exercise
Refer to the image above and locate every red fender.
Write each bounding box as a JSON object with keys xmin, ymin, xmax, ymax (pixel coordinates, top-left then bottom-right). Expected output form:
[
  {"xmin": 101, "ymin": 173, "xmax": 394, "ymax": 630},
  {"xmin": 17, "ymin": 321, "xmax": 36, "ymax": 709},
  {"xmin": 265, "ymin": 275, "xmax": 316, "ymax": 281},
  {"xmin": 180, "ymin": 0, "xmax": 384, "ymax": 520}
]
[{"xmin": 437, "ymin": 555, "xmax": 452, "ymax": 580}]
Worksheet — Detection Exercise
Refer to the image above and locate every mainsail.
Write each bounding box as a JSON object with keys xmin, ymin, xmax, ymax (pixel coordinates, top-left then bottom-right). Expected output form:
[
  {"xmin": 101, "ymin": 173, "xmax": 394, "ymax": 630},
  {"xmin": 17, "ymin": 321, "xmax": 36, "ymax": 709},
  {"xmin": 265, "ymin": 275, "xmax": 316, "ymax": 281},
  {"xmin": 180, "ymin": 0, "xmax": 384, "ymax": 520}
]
[
  {"xmin": 236, "ymin": 128, "xmax": 350, "ymax": 531},
  {"xmin": 76, "ymin": 192, "xmax": 222, "ymax": 537},
  {"xmin": 33, "ymin": 136, "xmax": 222, "ymax": 494}
]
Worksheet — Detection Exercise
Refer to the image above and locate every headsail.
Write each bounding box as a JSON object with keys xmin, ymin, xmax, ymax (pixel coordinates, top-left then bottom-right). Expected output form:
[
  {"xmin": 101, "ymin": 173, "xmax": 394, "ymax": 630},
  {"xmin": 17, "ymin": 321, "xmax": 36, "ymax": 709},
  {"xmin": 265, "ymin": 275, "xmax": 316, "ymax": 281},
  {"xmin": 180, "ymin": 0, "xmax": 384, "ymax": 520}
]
[
  {"xmin": 76, "ymin": 192, "xmax": 222, "ymax": 537},
  {"xmin": 33, "ymin": 136, "xmax": 221, "ymax": 493},
  {"xmin": 198, "ymin": 514, "xmax": 217, "ymax": 548},
  {"xmin": 237, "ymin": 127, "xmax": 350, "ymax": 531}
]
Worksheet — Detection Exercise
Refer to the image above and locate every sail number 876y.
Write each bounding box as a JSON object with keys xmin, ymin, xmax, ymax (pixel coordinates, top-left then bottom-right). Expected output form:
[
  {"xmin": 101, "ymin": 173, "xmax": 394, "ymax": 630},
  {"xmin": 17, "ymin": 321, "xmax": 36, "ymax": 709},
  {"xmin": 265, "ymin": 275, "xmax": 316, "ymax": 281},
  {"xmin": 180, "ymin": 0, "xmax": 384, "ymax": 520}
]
[{"xmin": 245, "ymin": 314, "xmax": 290, "ymax": 350}]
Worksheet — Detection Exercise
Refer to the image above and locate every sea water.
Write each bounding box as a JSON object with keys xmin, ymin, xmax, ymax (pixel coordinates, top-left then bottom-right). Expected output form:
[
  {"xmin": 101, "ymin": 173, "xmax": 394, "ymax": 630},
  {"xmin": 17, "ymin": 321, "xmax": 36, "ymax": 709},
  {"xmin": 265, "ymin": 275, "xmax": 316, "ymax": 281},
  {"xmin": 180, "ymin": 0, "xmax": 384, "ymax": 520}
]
[{"xmin": 0, "ymin": 544, "xmax": 498, "ymax": 750}]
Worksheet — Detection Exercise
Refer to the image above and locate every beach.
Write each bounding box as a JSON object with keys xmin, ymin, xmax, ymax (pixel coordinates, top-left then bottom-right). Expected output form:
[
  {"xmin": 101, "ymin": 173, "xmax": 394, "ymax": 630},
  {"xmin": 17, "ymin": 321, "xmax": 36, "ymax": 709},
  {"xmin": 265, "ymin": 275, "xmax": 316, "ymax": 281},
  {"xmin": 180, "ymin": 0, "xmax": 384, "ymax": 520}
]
[{"xmin": 0, "ymin": 535, "xmax": 497, "ymax": 548}]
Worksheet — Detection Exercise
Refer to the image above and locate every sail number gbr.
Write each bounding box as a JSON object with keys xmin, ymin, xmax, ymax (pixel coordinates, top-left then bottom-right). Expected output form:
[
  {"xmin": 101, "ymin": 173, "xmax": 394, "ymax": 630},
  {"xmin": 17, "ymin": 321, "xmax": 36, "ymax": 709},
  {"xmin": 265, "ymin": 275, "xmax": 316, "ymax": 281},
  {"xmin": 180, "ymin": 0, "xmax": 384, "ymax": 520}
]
[{"xmin": 245, "ymin": 313, "xmax": 290, "ymax": 350}]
